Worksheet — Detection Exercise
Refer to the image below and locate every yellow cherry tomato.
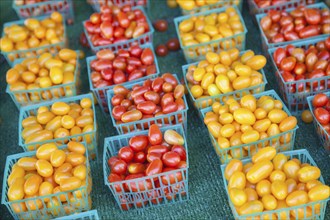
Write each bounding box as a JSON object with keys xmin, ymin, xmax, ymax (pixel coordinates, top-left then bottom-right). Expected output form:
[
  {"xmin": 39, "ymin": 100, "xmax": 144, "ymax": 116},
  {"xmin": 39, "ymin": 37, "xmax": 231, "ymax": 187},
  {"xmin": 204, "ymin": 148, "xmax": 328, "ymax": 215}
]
[
  {"xmin": 269, "ymin": 170, "xmax": 286, "ymax": 182},
  {"xmin": 262, "ymin": 194, "xmax": 277, "ymax": 210},
  {"xmin": 225, "ymin": 159, "xmax": 243, "ymax": 180},
  {"xmin": 297, "ymin": 166, "xmax": 321, "ymax": 183},
  {"xmin": 8, "ymin": 177, "xmax": 25, "ymax": 201},
  {"xmin": 271, "ymin": 180, "xmax": 288, "ymax": 200},
  {"xmin": 279, "ymin": 116, "xmax": 297, "ymax": 132},
  {"xmin": 308, "ymin": 185, "xmax": 330, "ymax": 202},
  {"xmin": 207, "ymin": 121, "xmax": 222, "ymax": 138},
  {"xmin": 256, "ymin": 179, "xmax": 271, "ymax": 197},
  {"xmin": 228, "ymin": 171, "xmax": 246, "ymax": 189},
  {"xmin": 286, "ymin": 190, "xmax": 308, "ymax": 207},
  {"xmin": 66, "ymin": 152, "xmax": 86, "ymax": 167},
  {"xmin": 268, "ymin": 109, "xmax": 288, "ymax": 124},
  {"xmin": 50, "ymin": 149, "xmax": 66, "ymax": 168},
  {"xmin": 241, "ymin": 130, "xmax": 259, "ymax": 144},
  {"xmin": 247, "ymin": 160, "xmax": 273, "ymax": 184},
  {"xmin": 246, "ymin": 55, "xmax": 267, "ymax": 70},
  {"xmin": 283, "ymin": 160, "xmax": 300, "ymax": 180},
  {"xmin": 17, "ymin": 157, "xmax": 37, "ymax": 171},
  {"xmin": 238, "ymin": 200, "xmax": 264, "ymax": 215},
  {"xmin": 252, "ymin": 147, "xmax": 276, "ymax": 163},
  {"xmin": 36, "ymin": 143, "xmax": 58, "ymax": 160},
  {"xmin": 51, "ymin": 102, "xmax": 70, "ymax": 115},
  {"xmin": 229, "ymin": 188, "xmax": 247, "ymax": 207},
  {"xmin": 45, "ymin": 116, "xmax": 62, "ymax": 132},
  {"xmin": 35, "ymin": 159, "xmax": 54, "ymax": 178},
  {"xmin": 73, "ymin": 164, "xmax": 87, "ymax": 180},
  {"xmin": 233, "ymin": 108, "xmax": 256, "ymax": 125},
  {"xmin": 24, "ymin": 174, "xmax": 43, "ymax": 196},
  {"xmin": 60, "ymin": 177, "xmax": 82, "ymax": 191}
]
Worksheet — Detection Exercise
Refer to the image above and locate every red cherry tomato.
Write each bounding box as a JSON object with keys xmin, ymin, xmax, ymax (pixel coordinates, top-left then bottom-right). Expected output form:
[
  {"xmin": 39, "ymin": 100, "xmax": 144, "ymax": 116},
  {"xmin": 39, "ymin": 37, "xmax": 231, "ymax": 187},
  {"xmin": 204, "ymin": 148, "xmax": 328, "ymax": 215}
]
[
  {"xmin": 313, "ymin": 94, "xmax": 329, "ymax": 107},
  {"xmin": 148, "ymin": 145, "xmax": 169, "ymax": 155},
  {"xmin": 314, "ymin": 107, "xmax": 330, "ymax": 125},
  {"xmin": 137, "ymin": 101, "xmax": 157, "ymax": 114},
  {"xmin": 129, "ymin": 135, "xmax": 148, "ymax": 152},
  {"xmin": 112, "ymin": 106, "xmax": 127, "ymax": 120},
  {"xmin": 147, "ymin": 152, "xmax": 162, "ymax": 163},
  {"xmin": 108, "ymin": 156, "xmax": 119, "ymax": 167},
  {"xmin": 128, "ymin": 163, "xmax": 145, "ymax": 174},
  {"xmin": 273, "ymin": 47, "xmax": 287, "ymax": 66},
  {"xmin": 145, "ymin": 159, "xmax": 163, "ymax": 176},
  {"xmin": 162, "ymin": 152, "xmax": 181, "ymax": 168},
  {"xmin": 141, "ymin": 48, "xmax": 154, "ymax": 65},
  {"xmin": 124, "ymin": 174, "xmax": 152, "ymax": 192},
  {"xmin": 280, "ymin": 57, "xmax": 296, "ymax": 72},
  {"xmin": 304, "ymin": 8, "xmax": 321, "ymax": 25},
  {"xmin": 171, "ymin": 145, "xmax": 187, "ymax": 161},
  {"xmin": 118, "ymin": 146, "xmax": 134, "ymax": 163},
  {"xmin": 108, "ymin": 173, "xmax": 124, "ymax": 192},
  {"xmin": 161, "ymin": 167, "xmax": 183, "ymax": 185},
  {"xmin": 148, "ymin": 124, "xmax": 163, "ymax": 145},
  {"xmin": 112, "ymin": 159, "xmax": 127, "ymax": 175},
  {"xmin": 133, "ymin": 152, "xmax": 146, "ymax": 163}
]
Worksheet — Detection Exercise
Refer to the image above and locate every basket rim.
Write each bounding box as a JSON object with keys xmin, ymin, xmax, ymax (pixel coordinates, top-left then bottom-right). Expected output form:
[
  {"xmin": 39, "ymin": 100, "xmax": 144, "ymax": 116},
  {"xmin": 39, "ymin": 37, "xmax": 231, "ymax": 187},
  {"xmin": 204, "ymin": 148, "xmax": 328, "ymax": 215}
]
[{"xmin": 12, "ymin": 0, "xmax": 72, "ymax": 10}]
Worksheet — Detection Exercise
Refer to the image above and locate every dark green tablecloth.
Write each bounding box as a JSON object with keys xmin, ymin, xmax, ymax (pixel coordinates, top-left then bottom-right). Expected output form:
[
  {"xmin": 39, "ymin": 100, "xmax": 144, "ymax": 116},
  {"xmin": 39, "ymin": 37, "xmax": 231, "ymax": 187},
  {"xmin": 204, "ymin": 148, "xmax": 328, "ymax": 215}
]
[{"xmin": 0, "ymin": 0, "xmax": 329, "ymax": 219}]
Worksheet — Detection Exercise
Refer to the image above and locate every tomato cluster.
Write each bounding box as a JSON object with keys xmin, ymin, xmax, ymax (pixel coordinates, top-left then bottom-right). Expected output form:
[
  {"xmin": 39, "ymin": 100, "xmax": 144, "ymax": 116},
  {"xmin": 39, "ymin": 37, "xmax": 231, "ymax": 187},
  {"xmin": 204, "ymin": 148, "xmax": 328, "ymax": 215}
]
[
  {"xmin": 225, "ymin": 148, "xmax": 330, "ymax": 218},
  {"xmin": 254, "ymin": 0, "xmax": 317, "ymax": 9},
  {"xmin": 21, "ymin": 98, "xmax": 95, "ymax": 154},
  {"xmin": 7, "ymin": 141, "xmax": 92, "ymax": 216},
  {"xmin": 6, "ymin": 49, "xmax": 78, "ymax": 103},
  {"xmin": 84, "ymin": 5, "xmax": 150, "ymax": 47},
  {"xmin": 0, "ymin": 12, "xmax": 64, "ymax": 54},
  {"xmin": 311, "ymin": 93, "xmax": 330, "ymax": 134},
  {"xmin": 176, "ymin": 0, "xmax": 240, "ymax": 12},
  {"xmin": 178, "ymin": 6, "xmax": 244, "ymax": 50},
  {"xmin": 107, "ymin": 124, "xmax": 187, "ymax": 210},
  {"xmin": 204, "ymin": 94, "xmax": 297, "ymax": 159},
  {"xmin": 90, "ymin": 45, "xmax": 157, "ymax": 91},
  {"xmin": 260, "ymin": 6, "xmax": 330, "ymax": 44},
  {"xmin": 111, "ymin": 73, "xmax": 186, "ymax": 125},
  {"xmin": 186, "ymin": 49, "xmax": 266, "ymax": 107},
  {"xmin": 273, "ymin": 37, "xmax": 330, "ymax": 95}
]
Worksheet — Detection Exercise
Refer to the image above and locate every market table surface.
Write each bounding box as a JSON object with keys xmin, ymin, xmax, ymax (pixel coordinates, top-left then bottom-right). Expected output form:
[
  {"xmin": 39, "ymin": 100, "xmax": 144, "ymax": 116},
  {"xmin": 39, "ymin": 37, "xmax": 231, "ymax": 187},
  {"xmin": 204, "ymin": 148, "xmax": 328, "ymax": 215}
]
[{"xmin": 0, "ymin": 0, "xmax": 329, "ymax": 219}]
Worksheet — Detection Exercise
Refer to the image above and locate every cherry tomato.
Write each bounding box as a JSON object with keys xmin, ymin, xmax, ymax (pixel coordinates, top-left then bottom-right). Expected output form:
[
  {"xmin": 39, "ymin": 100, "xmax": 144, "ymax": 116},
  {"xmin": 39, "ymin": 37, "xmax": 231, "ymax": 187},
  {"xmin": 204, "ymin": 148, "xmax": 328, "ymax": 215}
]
[
  {"xmin": 129, "ymin": 135, "xmax": 148, "ymax": 152},
  {"xmin": 118, "ymin": 146, "xmax": 134, "ymax": 163},
  {"xmin": 148, "ymin": 124, "xmax": 163, "ymax": 145},
  {"xmin": 312, "ymin": 93, "xmax": 328, "ymax": 107},
  {"xmin": 162, "ymin": 152, "xmax": 181, "ymax": 168},
  {"xmin": 133, "ymin": 152, "xmax": 146, "ymax": 163},
  {"xmin": 112, "ymin": 159, "xmax": 127, "ymax": 175},
  {"xmin": 314, "ymin": 107, "xmax": 330, "ymax": 125}
]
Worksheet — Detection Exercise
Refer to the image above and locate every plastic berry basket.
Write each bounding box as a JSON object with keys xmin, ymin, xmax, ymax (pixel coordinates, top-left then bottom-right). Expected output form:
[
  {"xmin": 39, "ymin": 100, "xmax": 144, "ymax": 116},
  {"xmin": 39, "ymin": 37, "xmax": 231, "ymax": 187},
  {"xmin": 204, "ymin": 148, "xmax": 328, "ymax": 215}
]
[
  {"xmin": 55, "ymin": 210, "xmax": 100, "ymax": 220},
  {"xmin": 220, "ymin": 149, "xmax": 329, "ymax": 220},
  {"xmin": 248, "ymin": 0, "xmax": 303, "ymax": 15},
  {"xmin": 268, "ymin": 36, "xmax": 330, "ymax": 114},
  {"xmin": 86, "ymin": 43, "xmax": 160, "ymax": 114},
  {"xmin": 180, "ymin": 0, "xmax": 243, "ymax": 15},
  {"xmin": 12, "ymin": 0, "xmax": 74, "ymax": 23},
  {"xmin": 200, "ymin": 89, "xmax": 298, "ymax": 164},
  {"xmin": 1, "ymin": 15, "xmax": 67, "ymax": 66},
  {"xmin": 5, "ymin": 51, "xmax": 79, "ymax": 110},
  {"xmin": 83, "ymin": 6, "xmax": 154, "ymax": 53},
  {"xmin": 103, "ymin": 124, "xmax": 189, "ymax": 211},
  {"xmin": 88, "ymin": 0, "xmax": 149, "ymax": 12},
  {"xmin": 182, "ymin": 50, "xmax": 268, "ymax": 115},
  {"xmin": 107, "ymin": 74, "xmax": 189, "ymax": 134},
  {"xmin": 174, "ymin": 5, "xmax": 247, "ymax": 63},
  {"xmin": 1, "ymin": 143, "xmax": 92, "ymax": 220},
  {"xmin": 307, "ymin": 91, "xmax": 330, "ymax": 151},
  {"xmin": 256, "ymin": 2, "xmax": 330, "ymax": 52},
  {"xmin": 18, "ymin": 94, "xmax": 98, "ymax": 160}
]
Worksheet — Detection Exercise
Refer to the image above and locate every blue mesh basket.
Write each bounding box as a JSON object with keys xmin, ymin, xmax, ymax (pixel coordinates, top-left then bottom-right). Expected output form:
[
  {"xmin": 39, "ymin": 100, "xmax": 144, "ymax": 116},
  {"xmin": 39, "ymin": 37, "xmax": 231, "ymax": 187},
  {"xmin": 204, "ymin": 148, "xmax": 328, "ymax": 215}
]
[
  {"xmin": 54, "ymin": 210, "xmax": 100, "ymax": 220},
  {"xmin": 256, "ymin": 2, "xmax": 329, "ymax": 52},
  {"xmin": 1, "ymin": 14, "xmax": 67, "ymax": 66},
  {"xmin": 83, "ymin": 6, "xmax": 153, "ymax": 53},
  {"xmin": 268, "ymin": 36, "xmax": 330, "ymax": 114},
  {"xmin": 18, "ymin": 94, "xmax": 98, "ymax": 160},
  {"xmin": 103, "ymin": 124, "xmax": 189, "ymax": 211},
  {"xmin": 5, "ymin": 50, "xmax": 80, "ymax": 110},
  {"xmin": 200, "ymin": 89, "xmax": 299, "ymax": 164},
  {"xmin": 182, "ymin": 50, "xmax": 268, "ymax": 114},
  {"xmin": 12, "ymin": 0, "xmax": 74, "ymax": 23},
  {"xmin": 179, "ymin": 0, "xmax": 243, "ymax": 15},
  {"xmin": 107, "ymin": 74, "xmax": 189, "ymax": 134},
  {"xmin": 307, "ymin": 91, "xmax": 330, "ymax": 151},
  {"xmin": 220, "ymin": 149, "xmax": 329, "ymax": 220},
  {"xmin": 1, "ymin": 143, "xmax": 92, "ymax": 220},
  {"xmin": 174, "ymin": 5, "xmax": 247, "ymax": 63},
  {"xmin": 86, "ymin": 43, "xmax": 160, "ymax": 114},
  {"xmin": 88, "ymin": 0, "xmax": 149, "ymax": 12}
]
